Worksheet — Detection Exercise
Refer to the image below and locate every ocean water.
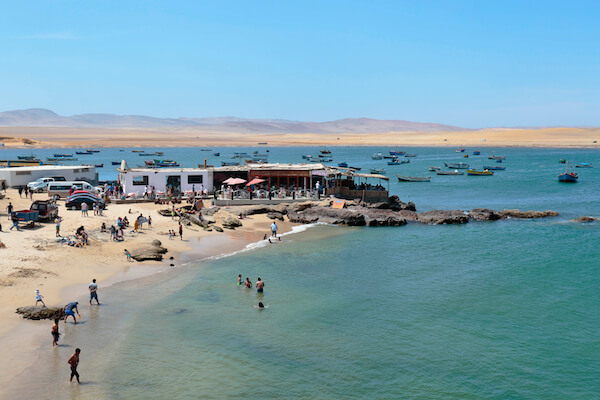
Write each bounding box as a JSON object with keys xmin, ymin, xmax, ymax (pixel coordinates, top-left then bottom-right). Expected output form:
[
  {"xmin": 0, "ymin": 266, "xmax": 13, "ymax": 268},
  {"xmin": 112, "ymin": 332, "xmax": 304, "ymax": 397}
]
[{"xmin": 4, "ymin": 146, "xmax": 600, "ymax": 399}]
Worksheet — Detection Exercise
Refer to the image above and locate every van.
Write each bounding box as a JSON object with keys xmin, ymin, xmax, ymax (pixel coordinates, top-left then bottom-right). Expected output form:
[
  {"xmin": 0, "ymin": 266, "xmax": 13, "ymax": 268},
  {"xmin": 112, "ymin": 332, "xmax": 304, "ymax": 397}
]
[{"xmin": 47, "ymin": 181, "xmax": 99, "ymax": 198}]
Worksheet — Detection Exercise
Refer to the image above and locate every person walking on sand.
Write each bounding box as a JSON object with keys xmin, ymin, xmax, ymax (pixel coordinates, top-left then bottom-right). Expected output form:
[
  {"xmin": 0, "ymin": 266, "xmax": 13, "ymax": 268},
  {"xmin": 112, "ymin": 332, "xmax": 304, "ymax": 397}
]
[
  {"xmin": 256, "ymin": 278, "xmax": 265, "ymax": 293},
  {"xmin": 124, "ymin": 249, "xmax": 132, "ymax": 261},
  {"xmin": 10, "ymin": 213, "xmax": 19, "ymax": 231},
  {"xmin": 271, "ymin": 221, "xmax": 278, "ymax": 237},
  {"xmin": 55, "ymin": 217, "xmax": 61, "ymax": 237},
  {"xmin": 52, "ymin": 318, "xmax": 60, "ymax": 347},
  {"xmin": 148, "ymin": 215, "xmax": 152, "ymax": 228},
  {"xmin": 89, "ymin": 279, "xmax": 100, "ymax": 305},
  {"xmin": 68, "ymin": 348, "xmax": 81, "ymax": 383},
  {"xmin": 6, "ymin": 202, "xmax": 13, "ymax": 219},
  {"xmin": 35, "ymin": 289, "xmax": 46, "ymax": 306},
  {"xmin": 64, "ymin": 301, "xmax": 80, "ymax": 324},
  {"xmin": 81, "ymin": 202, "xmax": 88, "ymax": 217},
  {"xmin": 179, "ymin": 223, "xmax": 183, "ymax": 240}
]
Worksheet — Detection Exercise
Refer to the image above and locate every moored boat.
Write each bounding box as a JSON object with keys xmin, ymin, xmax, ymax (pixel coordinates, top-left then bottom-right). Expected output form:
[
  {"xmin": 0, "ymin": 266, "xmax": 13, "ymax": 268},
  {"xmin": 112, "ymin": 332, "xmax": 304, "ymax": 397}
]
[
  {"xmin": 437, "ymin": 170, "xmax": 464, "ymax": 175},
  {"xmin": 338, "ymin": 162, "xmax": 348, "ymax": 168},
  {"xmin": 404, "ymin": 154, "xmax": 417, "ymax": 157},
  {"xmin": 221, "ymin": 161, "xmax": 240, "ymax": 166},
  {"xmin": 558, "ymin": 159, "xmax": 566, "ymax": 163},
  {"xmin": 467, "ymin": 169, "xmax": 494, "ymax": 176},
  {"xmin": 213, "ymin": 152, "xmax": 220, "ymax": 156},
  {"xmin": 429, "ymin": 166, "xmax": 441, "ymax": 171},
  {"xmin": 53, "ymin": 153, "xmax": 73, "ymax": 157},
  {"xmin": 456, "ymin": 148, "xmax": 465, "ymax": 153},
  {"xmin": 17, "ymin": 154, "xmax": 37, "ymax": 160},
  {"xmin": 444, "ymin": 162, "xmax": 469, "ymax": 169},
  {"xmin": 482, "ymin": 165, "xmax": 506, "ymax": 170},
  {"xmin": 488, "ymin": 155, "xmax": 506, "ymax": 160},
  {"xmin": 473, "ymin": 150, "xmax": 480, "ymax": 155},
  {"xmin": 369, "ymin": 168, "xmax": 386, "ymax": 174},
  {"xmin": 397, "ymin": 175, "xmax": 430, "ymax": 182},
  {"xmin": 94, "ymin": 164, "xmax": 104, "ymax": 168},
  {"xmin": 75, "ymin": 151, "xmax": 93, "ymax": 155},
  {"xmin": 558, "ymin": 163, "xmax": 578, "ymax": 182},
  {"xmin": 575, "ymin": 163, "xmax": 593, "ymax": 168},
  {"xmin": 371, "ymin": 153, "xmax": 383, "ymax": 160},
  {"xmin": 47, "ymin": 157, "xmax": 78, "ymax": 161},
  {"xmin": 320, "ymin": 149, "xmax": 331, "ymax": 154},
  {"xmin": 111, "ymin": 161, "xmax": 121, "ymax": 165}
]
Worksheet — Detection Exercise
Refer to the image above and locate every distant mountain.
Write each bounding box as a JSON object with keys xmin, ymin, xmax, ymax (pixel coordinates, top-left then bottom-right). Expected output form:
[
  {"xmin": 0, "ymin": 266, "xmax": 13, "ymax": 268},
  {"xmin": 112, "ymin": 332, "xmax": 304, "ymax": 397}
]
[{"xmin": 0, "ymin": 108, "xmax": 466, "ymax": 133}]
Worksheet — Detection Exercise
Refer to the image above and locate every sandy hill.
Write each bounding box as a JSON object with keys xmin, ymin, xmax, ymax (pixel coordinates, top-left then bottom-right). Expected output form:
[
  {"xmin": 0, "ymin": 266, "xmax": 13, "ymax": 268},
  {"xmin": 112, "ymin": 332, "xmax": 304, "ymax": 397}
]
[{"xmin": 0, "ymin": 109, "xmax": 465, "ymax": 133}]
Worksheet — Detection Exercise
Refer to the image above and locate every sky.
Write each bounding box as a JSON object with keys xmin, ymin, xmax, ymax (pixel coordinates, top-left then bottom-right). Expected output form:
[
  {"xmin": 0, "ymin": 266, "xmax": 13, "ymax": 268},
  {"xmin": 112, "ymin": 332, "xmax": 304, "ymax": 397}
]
[{"xmin": 1, "ymin": 0, "xmax": 599, "ymax": 128}]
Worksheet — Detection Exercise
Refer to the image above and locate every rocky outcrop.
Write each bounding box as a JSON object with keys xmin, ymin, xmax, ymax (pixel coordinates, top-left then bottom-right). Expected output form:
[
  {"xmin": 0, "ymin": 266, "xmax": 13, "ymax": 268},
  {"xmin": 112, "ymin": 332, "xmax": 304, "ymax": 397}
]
[
  {"xmin": 16, "ymin": 306, "xmax": 64, "ymax": 320},
  {"xmin": 130, "ymin": 240, "xmax": 168, "ymax": 261},
  {"xmin": 498, "ymin": 209, "xmax": 559, "ymax": 219},
  {"xmin": 222, "ymin": 217, "xmax": 242, "ymax": 229},
  {"xmin": 287, "ymin": 207, "xmax": 366, "ymax": 226},
  {"xmin": 213, "ymin": 225, "xmax": 224, "ymax": 232},
  {"xmin": 469, "ymin": 208, "xmax": 502, "ymax": 221},
  {"xmin": 572, "ymin": 216, "xmax": 597, "ymax": 223},
  {"xmin": 267, "ymin": 212, "xmax": 285, "ymax": 221},
  {"xmin": 417, "ymin": 210, "xmax": 469, "ymax": 225},
  {"xmin": 359, "ymin": 209, "xmax": 407, "ymax": 226},
  {"xmin": 203, "ymin": 207, "xmax": 220, "ymax": 216}
]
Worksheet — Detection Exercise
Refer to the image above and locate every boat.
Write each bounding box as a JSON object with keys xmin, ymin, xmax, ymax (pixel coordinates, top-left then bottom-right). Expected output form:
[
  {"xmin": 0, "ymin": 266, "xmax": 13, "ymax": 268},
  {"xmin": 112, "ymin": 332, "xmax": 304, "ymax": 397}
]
[
  {"xmin": 467, "ymin": 169, "xmax": 494, "ymax": 176},
  {"xmin": 258, "ymin": 142, "xmax": 268, "ymax": 145},
  {"xmin": 75, "ymin": 151, "xmax": 93, "ymax": 155},
  {"xmin": 53, "ymin": 153, "xmax": 73, "ymax": 157},
  {"xmin": 558, "ymin": 159, "xmax": 566, "ymax": 164},
  {"xmin": 575, "ymin": 163, "xmax": 593, "ymax": 168},
  {"xmin": 17, "ymin": 155, "xmax": 36, "ymax": 160},
  {"xmin": 132, "ymin": 150, "xmax": 144, "ymax": 153},
  {"xmin": 371, "ymin": 153, "xmax": 383, "ymax": 160},
  {"xmin": 389, "ymin": 150, "xmax": 406, "ymax": 156},
  {"xmin": 213, "ymin": 152, "xmax": 220, "ymax": 156},
  {"xmin": 348, "ymin": 166, "xmax": 361, "ymax": 171},
  {"xmin": 221, "ymin": 161, "xmax": 240, "ymax": 166},
  {"xmin": 444, "ymin": 162, "xmax": 469, "ymax": 169},
  {"xmin": 145, "ymin": 159, "xmax": 180, "ymax": 168},
  {"xmin": 397, "ymin": 175, "xmax": 430, "ymax": 182},
  {"xmin": 301, "ymin": 155, "xmax": 311, "ymax": 159},
  {"xmin": 156, "ymin": 152, "xmax": 164, "ymax": 156},
  {"xmin": 111, "ymin": 161, "xmax": 121, "ymax": 165},
  {"xmin": 456, "ymin": 148, "xmax": 465, "ymax": 153},
  {"xmin": 463, "ymin": 154, "xmax": 469, "ymax": 158},
  {"xmin": 338, "ymin": 162, "xmax": 348, "ymax": 168},
  {"xmin": 558, "ymin": 163, "xmax": 578, "ymax": 182},
  {"xmin": 139, "ymin": 153, "xmax": 158, "ymax": 156},
  {"xmin": 387, "ymin": 158, "xmax": 401, "ymax": 165},
  {"xmin": 404, "ymin": 154, "xmax": 417, "ymax": 158},
  {"xmin": 94, "ymin": 164, "xmax": 104, "ymax": 168},
  {"xmin": 473, "ymin": 150, "xmax": 480, "ymax": 155},
  {"xmin": 383, "ymin": 155, "xmax": 396, "ymax": 159},
  {"xmin": 488, "ymin": 155, "xmax": 506, "ymax": 160},
  {"xmin": 200, "ymin": 149, "xmax": 212, "ymax": 151},
  {"xmin": 86, "ymin": 149, "xmax": 100, "ymax": 153},
  {"xmin": 482, "ymin": 165, "xmax": 506, "ymax": 170},
  {"xmin": 319, "ymin": 158, "xmax": 333, "ymax": 162},
  {"xmin": 429, "ymin": 166, "xmax": 441, "ymax": 171},
  {"xmin": 437, "ymin": 170, "xmax": 464, "ymax": 175},
  {"xmin": 320, "ymin": 149, "xmax": 331, "ymax": 154},
  {"xmin": 370, "ymin": 168, "xmax": 386, "ymax": 174},
  {"xmin": 47, "ymin": 157, "xmax": 78, "ymax": 161},
  {"xmin": 496, "ymin": 159, "xmax": 503, "ymax": 163}
]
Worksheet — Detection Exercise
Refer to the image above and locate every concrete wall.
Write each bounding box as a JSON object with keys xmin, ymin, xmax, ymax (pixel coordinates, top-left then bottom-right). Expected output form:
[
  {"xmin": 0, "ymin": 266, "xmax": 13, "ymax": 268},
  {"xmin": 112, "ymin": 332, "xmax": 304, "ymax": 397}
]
[
  {"xmin": 0, "ymin": 166, "xmax": 98, "ymax": 187},
  {"xmin": 121, "ymin": 169, "xmax": 214, "ymax": 196}
]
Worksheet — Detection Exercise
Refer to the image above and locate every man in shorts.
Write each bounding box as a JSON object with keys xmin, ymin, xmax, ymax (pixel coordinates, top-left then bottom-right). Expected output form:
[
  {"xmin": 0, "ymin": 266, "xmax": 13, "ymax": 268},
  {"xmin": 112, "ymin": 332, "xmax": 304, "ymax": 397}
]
[
  {"xmin": 64, "ymin": 301, "xmax": 80, "ymax": 323},
  {"xmin": 89, "ymin": 279, "xmax": 100, "ymax": 305},
  {"xmin": 256, "ymin": 277, "xmax": 265, "ymax": 293},
  {"xmin": 68, "ymin": 348, "xmax": 81, "ymax": 383}
]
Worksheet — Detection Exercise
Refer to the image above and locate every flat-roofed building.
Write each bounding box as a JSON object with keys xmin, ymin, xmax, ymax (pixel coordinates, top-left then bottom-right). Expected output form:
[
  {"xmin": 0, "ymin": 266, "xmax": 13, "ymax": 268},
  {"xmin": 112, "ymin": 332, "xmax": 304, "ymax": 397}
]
[{"xmin": 0, "ymin": 165, "xmax": 98, "ymax": 187}]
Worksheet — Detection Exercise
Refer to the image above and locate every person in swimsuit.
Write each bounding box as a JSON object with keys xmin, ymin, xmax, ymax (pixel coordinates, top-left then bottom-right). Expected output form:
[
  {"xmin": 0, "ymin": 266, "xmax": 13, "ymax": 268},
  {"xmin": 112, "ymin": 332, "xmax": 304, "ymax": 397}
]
[
  {"xmin": 52, "ymin": 318, "xmax": 60, "ymax": 347},
  {"xmin": 256, "ymin": 278, "xmax": 265, "ymax": 293},
  {"xmin": 89, "ymin": 279, "xmax": 100, "ymax": 305},
  {"xmin": 244, "ymin": 277, "xmax": 252, "ymax": 288},
  {"xmin": 237, "ymin": 274, "xmax": 242, "ymax": 285},
  {"xmin": 68, "ymin": 348, "xmax": 81, "ymax": 383},
  {"xmin": 64, "ymin": 302, "xmax": 80, "ymax": 324}
]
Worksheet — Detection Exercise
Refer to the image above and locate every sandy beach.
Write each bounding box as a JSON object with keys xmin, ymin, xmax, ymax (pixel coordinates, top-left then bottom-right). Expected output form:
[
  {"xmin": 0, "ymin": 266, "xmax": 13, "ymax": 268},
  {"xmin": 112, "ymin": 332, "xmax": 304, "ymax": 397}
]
[
  {"xmin": 1, "ymin": 126, "xmax": 600, "ymax": 148},
  {"xmin": 0, "ymin": 188, "xmax": 297, "ymax": 392}
]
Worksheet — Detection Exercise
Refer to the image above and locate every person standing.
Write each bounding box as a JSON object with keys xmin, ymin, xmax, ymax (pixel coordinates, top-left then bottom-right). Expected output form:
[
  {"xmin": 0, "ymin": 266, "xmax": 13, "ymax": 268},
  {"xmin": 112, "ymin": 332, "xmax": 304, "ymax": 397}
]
[
  {"xmin": 10, "ymin": 213, "xmax": 19, "ymax": 231},
  {"xmin": 89, "ymin": 279, "xmax": 100, "ymax": 305},
  {"xmin": 68, "ymin": 348, "xmax": 81, "ymax": 383},
  {"xmin": 64, "ymin": 301, "xmax": 80, "ymax": 323},
  {"xmin": 55, "ymin": 217, "xmax": 61, "ymax": 237},
  {"xmin": 271, "ymin": 221, "xmax": 278, "ymax": 238},
  {"xmin": 81, "ymin": 202, "xmax": 88, "ymax": 217},
  {"xmin": 244, "ymin": 277, "xmax": 252, "ymax": 288},
  {"xmin": 35, "ymin": 289, "xmax": 46, "ymax": 306},
  {"xmin": 18, "ymin": 187, "xmax": 23, "ymax": 198},
  {"xmin": 51, "ymin": 318, "xmax": 60, "ymax": 347},
  {"xmin": 256, "ymin": 278, "xmax": 265, "ymax": 293},
  {"xmin": 148, "ymin": 216, "xmax": 152, "ymax": 228},
  {"xmin": 6, "ymin": 202, "xmax": 13, "ymax": 219},
  {"xmin": 237, "ymin": 274, "xmax": 242, "ymax": 285},
  {"xmin": 179, "ymin": 223, "xmax": 183, "ymax": 240}
]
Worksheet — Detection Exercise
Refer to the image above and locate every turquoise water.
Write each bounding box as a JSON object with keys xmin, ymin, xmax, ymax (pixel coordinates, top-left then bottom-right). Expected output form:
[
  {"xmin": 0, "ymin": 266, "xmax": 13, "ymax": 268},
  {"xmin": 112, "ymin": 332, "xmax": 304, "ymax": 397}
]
[{"xmin": 4, "ymin": 147, "xmax": 600, "ymax": 399}]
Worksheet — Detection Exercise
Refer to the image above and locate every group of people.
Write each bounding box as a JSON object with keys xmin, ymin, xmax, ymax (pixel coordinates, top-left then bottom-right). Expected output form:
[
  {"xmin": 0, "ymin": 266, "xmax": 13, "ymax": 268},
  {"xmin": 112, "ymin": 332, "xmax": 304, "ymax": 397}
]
[
  {"xmin": 238, "ymin": 275, "xmax": 267, "ymax": 309},
  {"xmin": 168, "ymin": 223, "xmax": 183, "ymax": 240},
  {"xmin": 17, "ymin": 186, "xmax": 34, "ymax": 199}
]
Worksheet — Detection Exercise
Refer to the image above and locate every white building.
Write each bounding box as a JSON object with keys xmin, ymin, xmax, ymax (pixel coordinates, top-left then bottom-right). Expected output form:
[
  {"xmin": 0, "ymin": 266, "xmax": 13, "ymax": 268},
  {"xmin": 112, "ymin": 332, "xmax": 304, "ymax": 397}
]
[
  {"xmin": 0, "ymin": 165, "xmax": 98, "ymax": 187},
  {"xmin": 117, "ymin": 161, "xmax": 213, "ymax": 197}
]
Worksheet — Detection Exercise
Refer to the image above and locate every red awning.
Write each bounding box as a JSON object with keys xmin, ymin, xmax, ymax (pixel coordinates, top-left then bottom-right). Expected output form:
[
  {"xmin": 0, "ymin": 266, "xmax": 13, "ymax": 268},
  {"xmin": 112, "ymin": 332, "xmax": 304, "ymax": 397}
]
[{"xmin": 247, "ymin": 178, "xmax": 266, "ymax": 186}]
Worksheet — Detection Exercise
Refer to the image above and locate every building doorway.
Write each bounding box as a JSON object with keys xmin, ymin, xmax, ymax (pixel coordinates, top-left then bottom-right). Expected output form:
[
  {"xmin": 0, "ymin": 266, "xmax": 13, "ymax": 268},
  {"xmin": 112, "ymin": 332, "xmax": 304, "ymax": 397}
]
[{"xmin": 166, "ymin": 175, "xmax": 181, "ymax": 195}]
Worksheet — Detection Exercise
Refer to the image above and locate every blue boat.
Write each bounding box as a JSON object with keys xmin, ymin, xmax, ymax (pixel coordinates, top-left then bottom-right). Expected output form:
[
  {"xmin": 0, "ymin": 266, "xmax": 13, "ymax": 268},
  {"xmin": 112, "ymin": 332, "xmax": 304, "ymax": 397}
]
[
  {"xmin": 558, "ymin": 163, "xmax": 578, "ymax": 182},
  {"xmin": 473, "ymin": 150, "xmax": 480, "ymax": 155},
  {"xmin": 213, "ymin": 152, "xmax": 220, "ymax": 156},
  {"xmin": 75, "ymin": 151, "xmax": 93, "ymax": 155},
  {"xmin": 482, "ymin": 165, "xmax": 506, "ymax": 170},
  {"xmin": 338, "ymin": 162, "xmax": 348, "ymax": 168},
  {"xmin": 53, "ymin": 153, "xmax": 73, "ymax": 157},
  {"xmin": 575, "ymin": 163, "xmax": 593, "ymax": 168},
  {"xmin": 221, "ymin": 161, "xmax": 239, "ymax": 166},
  {"xmin": 112, "ymin": 161, "xmax": 121, "ymax": 165}
]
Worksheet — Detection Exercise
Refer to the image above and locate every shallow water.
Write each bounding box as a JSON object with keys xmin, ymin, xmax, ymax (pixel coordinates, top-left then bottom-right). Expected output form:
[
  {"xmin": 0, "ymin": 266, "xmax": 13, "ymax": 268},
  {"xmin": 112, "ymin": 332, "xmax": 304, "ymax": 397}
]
[{"xmin": 4, "ymin": 146, "xmax": 600, "ymax": 399}]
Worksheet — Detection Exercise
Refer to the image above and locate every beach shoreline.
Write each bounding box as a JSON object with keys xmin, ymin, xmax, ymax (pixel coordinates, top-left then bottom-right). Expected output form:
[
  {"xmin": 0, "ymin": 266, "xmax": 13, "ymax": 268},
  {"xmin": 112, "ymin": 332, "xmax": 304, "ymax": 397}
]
[{"xmin": 0, "ymin": 187, "xmax": 298, "ymax": 396}]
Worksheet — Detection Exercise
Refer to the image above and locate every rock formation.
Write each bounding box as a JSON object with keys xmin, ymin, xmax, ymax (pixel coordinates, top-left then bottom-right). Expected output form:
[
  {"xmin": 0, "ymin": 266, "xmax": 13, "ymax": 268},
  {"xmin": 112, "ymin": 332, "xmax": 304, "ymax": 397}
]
[
  {"xmin": 130, "ymin": 240, "xmax": 168, "ymax": 261},
  {"xmin": 16, "ymin": 306, "xmax": 64, "ymax": 320}
]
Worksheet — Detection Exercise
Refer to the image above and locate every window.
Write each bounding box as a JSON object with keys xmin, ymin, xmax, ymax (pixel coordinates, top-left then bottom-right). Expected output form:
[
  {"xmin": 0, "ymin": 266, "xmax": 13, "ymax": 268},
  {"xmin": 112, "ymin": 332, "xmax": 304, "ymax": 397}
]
[
  {"xmin": 187, "ymin": 175, "xmax": 204, "ymax": 184},
  {"xmin": 132, "ymin": 175, "xmax": 149, "ymax": 186},
  {"xmin": 15, "ymin": 171, "xmax": 32, "ymax": 175}
]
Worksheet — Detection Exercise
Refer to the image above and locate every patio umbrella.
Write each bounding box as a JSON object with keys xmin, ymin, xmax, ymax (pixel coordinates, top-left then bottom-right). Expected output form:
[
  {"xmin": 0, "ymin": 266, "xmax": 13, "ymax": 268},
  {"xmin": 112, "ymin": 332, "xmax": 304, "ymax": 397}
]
[
  {"xmin": 247, "ymin": 178, "xmax": 265, "ymax": 186},
  {"xmin": 223, "ymin": 177, "xmax": 247, "ymax": 185}
]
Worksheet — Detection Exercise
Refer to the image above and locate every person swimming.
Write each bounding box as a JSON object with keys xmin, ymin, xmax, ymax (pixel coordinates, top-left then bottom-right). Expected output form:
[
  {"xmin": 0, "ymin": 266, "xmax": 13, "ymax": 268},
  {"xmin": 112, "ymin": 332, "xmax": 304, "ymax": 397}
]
[
  {"xmin": 254, "ymin": 302, "xmax": 268, "ymax": 309},
  {"xmin": 237, "ymin": 274, "xmax": 242, "ymax": 285}
]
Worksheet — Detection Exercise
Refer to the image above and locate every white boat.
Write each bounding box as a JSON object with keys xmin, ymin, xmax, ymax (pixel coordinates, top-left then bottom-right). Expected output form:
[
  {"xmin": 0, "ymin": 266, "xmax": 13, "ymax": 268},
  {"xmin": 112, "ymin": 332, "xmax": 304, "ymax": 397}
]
[
  {"xmin": 371, "ymin": 153, "xmax": 383, "ymax": 160},
  {"xmin": 436, "ymin": 170, "xmax": 464, "ymax": 175},
  {"xmin": 397, "ymin": 175, "xmax": 430, "ymax": 182}
]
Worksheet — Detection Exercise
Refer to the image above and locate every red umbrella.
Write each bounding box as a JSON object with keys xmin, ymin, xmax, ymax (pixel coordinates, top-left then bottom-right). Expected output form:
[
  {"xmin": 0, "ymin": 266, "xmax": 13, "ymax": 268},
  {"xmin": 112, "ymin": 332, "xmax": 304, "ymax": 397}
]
[
  {"xmin": 223, "ymin": 177, "xmax": 247, "ymax": 185},
  {"xmin": 247, "ymin": 178, "xmax": 265, "ymax": 186}
]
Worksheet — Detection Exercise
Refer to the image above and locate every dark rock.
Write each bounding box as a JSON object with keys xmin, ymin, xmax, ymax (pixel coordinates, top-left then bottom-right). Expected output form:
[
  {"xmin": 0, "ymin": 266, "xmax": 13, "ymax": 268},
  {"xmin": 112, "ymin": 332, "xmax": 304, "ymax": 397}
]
[
  {"xmin": 287, "ymin": 206, "xmax": 366, "ymax": 226},
  {"xmin": 572, "ymin": 216, "xmax": 597, "ymax": 223},
  {"xmin": 360, "ymin": 209, "xmax": 407, "ymax": 226},
  {"xmin": 396, "ymin": 210, "xmax": 418, "ymax": 221},
  {"xmin": 267, "ymin": 212, "xmax": 284, "ymax": 221},
  {"xmin": 287, "ymin": 202, "xmax": 315, "ymax": 213},
  {"xmin": 157, "ymin": 209, "xmax": 172, "ymax": 217},
  {"xmin": 499, "ymin": 209, "xmax": 559, "ymax": 219},
  {"xmin": 203, "ymin": 207, "xmax": 220, "ymax": 216},
  {"xmin": 213, "ymin": 226, "xmax": 224, "ymax": 232},
  {"xmin": 469, "ymin": 208, "xmax": 502, "ymax": 221},
  {"xmin": 387, "ymin": 196, "xmax": 417, "ymax": 211},
  {"xmin": 131, "ymin": 241, "xmax": 168, "ymax": 262},
  {"xmin": 16, "ymin": 306, "xmax": 64, "ymax": 320},
  {"xmin": 222, "ymin": 217, "xmax": 242, "ymax": 229},
  {"xmin": 417, "ymin": 210, "xmax": 469, "ymax": 225}
]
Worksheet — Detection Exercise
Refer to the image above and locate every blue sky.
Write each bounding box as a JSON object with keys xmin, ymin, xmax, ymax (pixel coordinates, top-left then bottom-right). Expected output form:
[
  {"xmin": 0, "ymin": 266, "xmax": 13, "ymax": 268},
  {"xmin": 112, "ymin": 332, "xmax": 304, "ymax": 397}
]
[{"xmin": 1, "ymin": 0, "xmax": 598, "ymax": 127}]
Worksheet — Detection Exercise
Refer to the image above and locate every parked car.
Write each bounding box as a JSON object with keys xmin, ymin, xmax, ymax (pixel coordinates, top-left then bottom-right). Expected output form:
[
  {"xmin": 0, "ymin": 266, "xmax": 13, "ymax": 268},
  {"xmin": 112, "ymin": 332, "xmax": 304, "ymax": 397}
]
[
  {"xmin": 29, "ymin": 200, "xmax": 59, "ymax": 221},
  {"xmin": 48, "ymin": 181, "xmax": 100, "ymax": 198},
  {"xmin": 65, "ymin": 190, "xmax": 105, "ymax": 210},
  {"xmin": 27, "ymin": 177, "xmax": 56, "ymax": 192}
]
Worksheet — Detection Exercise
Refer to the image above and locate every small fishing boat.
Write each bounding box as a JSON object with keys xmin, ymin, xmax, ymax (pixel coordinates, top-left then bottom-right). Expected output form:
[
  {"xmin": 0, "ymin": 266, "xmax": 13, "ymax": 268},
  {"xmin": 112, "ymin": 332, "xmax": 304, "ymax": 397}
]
[
  {"xmin": 221, "ymin": 161, "xmax": 240, "ymax": 166},
  {"xmin": 200, "ymin": 149, "xmax": 212, "ymax": 151},
  {"xmin": 397, "ymin": 175, "xmax": 431, "ymax": 182},
  {"xmin": 444, "ymin": 162, "xmax": 469, "ymax": 169},
  {"xmin": 488, "ymin": 155, "xmax": 506, "ymax": 160},
  {"xmin": 473, "ymin": 150, "xmax": 480, "ymax": 155},
  {"xmin": 404, "ymin": 154, "xmax": 417, "ymax": 158},
  {"xmin": 132, "ymin": 150, "xmax": 144, "ymax": 153},
  {"xmin": 320, "ymin": 149, "xmax": 331, "ymax": 154},
  {"xmin": 456, "ymin": 148, "xmax": 465, "ymax": 153},
  {"xmin": 146, "ymin": 159, "xmax": 180, "ymax": 168},
  {"xmin": 482, "ymin": 165, "xmax": 506, "ymax": 170},
  {"xmin": 47, "ymin": 157, "xmax": 78, "ymax": 161},
  {"xmin": 371, "ymin": 153, "xmax": 383, "ymax": 160},
  {"xmin": 348, "ymin": 166, "xmax": 362, "ymax": 171},
  {"xmin": 139, "ymin": 153, "xmax": 158, "ymax": 156},
  {"xmin": 370, "ymin": 168, "xmax": 386, "ymax": 174},
  {"xmin": 86, "ymin": 149, "xmax": 100, "ymax": 153},
  {"xmin": 258, "ymin": 142, "xmax": 268, "ymax": 145},
  {"xmin": 75, "ymin": 151, "xmax": 93, "ymax": 155},
  {"xmin": 463, "ymin": 154, "xmax": 469, "ymax": 158},
  {"xmin": 558, "ymin": 159, "xmax": 566, "ymax": 164},
  {"xmin": 213, "ymin": 152, "xmax": 220, "ymax": 156},
  {"xmin": 467, "ymin": 169, "xmax": 494, "ymax": 176},
  {"xmin": 496, "ymin": 159, "xmax": 503, "ymax": 163},
  {"xmin": 437, "ymin": 170, "xmax": 464, "ymax": 175},
  {"xmin": 111, "ymin": 161, "xmax": 121, "ymax": 165},
  {"xmin": 389, "ymin": 150, "xmax": 406, "ymax": 156},
  {"xmin": 429, "ymin": 166, "xmax": 441, "ymax": 171},
  {"xmin": 338, "ymin": 162, "xmax": 348, "ymax": 168},
  {"xmin": 319, "ymin": 158, "xmax": 333, "ymax": 162},
  {"xmin": 94, "ymin": 164, "xmax": 104, "ymax": 168},
  {"xmin": 53, "ymin": 153, "xmax": 73, "ymax": 158},
  {"xmin": 558, "ymin": 163, "xmax": 578, "ymax": 182},
  {"xmin": 156, "ymin": 152, "xmax": 164, "ymax": 156},
  {"xmin": 575, "ymin": 163, "xmax": 593, "ymax": 168},
  {"xmin": 383, "ymin": 155, "xmax": 396, "ymax": 159},
  {"xmin": 17, "ymin": 154, "xmax": 36, "ymax": 160}
]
